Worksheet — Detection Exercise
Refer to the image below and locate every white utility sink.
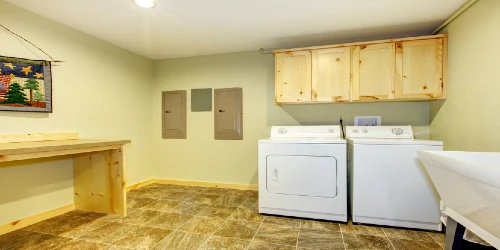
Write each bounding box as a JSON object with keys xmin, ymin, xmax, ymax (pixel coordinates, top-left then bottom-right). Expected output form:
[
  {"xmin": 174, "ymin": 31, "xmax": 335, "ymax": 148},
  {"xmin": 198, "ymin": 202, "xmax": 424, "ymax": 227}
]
[{"xmin": 418, "ymin": 151, "xmax": 500, "ymax": 248}]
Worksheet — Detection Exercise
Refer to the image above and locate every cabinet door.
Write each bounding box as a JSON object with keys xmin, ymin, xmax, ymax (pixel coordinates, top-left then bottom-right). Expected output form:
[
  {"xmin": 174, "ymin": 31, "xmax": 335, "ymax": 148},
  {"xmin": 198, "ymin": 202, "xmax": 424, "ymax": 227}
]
[
  {"xmin": 275, "ymin": 51, "xmax": 312, "ymax": 103},
  {"xmin": 311, "ymin": 47, "xmax": 351, "ymax": 102},
  {"xmin": 352, "ymin": 43, "xmax": 395, "ymax": 101},
  {"xmin": 395, "ymin": 39, "xmax": 444, "ymax": 99}
]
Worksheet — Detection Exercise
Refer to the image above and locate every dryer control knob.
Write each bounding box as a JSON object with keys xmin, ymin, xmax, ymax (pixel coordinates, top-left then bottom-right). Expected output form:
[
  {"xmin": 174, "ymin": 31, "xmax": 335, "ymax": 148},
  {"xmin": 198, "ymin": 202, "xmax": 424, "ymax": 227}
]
[
  {"xmin": 352, "ymin": 129, "xmax": 359, "ymax": 133},
  {"xmin": 392, "ymin": 128, "xmax": 404, "ymax": 135},
  {"xmin": 328, "ymin": 129, "xmax": 335, "ymax": 133},
  {"xmin": 278, "ymin": 128, "xmax": 287, "ymax": 134},
  {"xmin": 362, "ymin": 129, "xmax": 368, "ymax": 133}
]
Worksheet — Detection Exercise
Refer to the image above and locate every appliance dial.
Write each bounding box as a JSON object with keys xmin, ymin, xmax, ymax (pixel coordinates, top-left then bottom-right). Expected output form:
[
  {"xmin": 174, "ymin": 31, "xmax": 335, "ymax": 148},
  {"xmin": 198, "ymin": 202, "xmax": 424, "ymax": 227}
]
[
  {"xmin": 278, "ymin": 128, "xmax": 287, "ymax": 134},
  {"xmin": 352, "ymin": 129, "xmax": 359, "ymax": 133},
  {"xmin": 392, "ymin": 128, "xmax": 404, "ymax": 135},
  {"xmin": 328, "ymin": 129, "xmax": 335, "ymax": 133},
  {"xmin": 362, "ymin": 129, "xmax": 368, "ymax": 133}
]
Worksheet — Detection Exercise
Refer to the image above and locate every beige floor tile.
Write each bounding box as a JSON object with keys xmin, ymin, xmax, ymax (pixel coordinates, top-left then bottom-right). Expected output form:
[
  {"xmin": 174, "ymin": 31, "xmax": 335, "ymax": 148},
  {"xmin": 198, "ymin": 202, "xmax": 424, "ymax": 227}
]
[
  {"xmin": 119, "ymin": 209, "xmax": 163, "ymax": 225},
  {"xmin": 300, "ymin": 219, "xmax": 340, "ymax": 232},
  {"xmin": 110, "ymin": 226, "xmax": 172, "ymax": 249},
  {"xmin": 59, "ymin": 217, "xmax": 110, "ymax": 238},
  {"xmin": 56, "ymin": 239, "xmax": 108, "ymax": 250},
  {"xmin": 228, "ymin": 206, "xmax": 265, "ymax": 222},
  {"xmin": 183, "ymin": 186, "xmax": 209, "ymax": 193},
  {"xmin": 247, "ymin": 241, "xmax": 297, "ymax": 250},
  {"xmin": 102, "ymin": 245, "xmax": 132, "ymax": 250},
  {"xmin": 382, "ymin": 228, "xmax": 435, "ymax": 242},
  {"xmin": 339, "ymin": 221, "xmax": 386, "ymax": 237},
  {"xmin": 254, "ymin": 223, "xmax": 299, "ymax": 246},
  {"xmin": 428, "ymin": 231, "xmax": 445, "ymax": 246},
  {"xmin": 169, "ymin": 202, "xmax": 209, "ymax": 215},
  {"xmin": 202, "ymin": 187, "xmax": 231, "ymax": 196},
  {"xmin": 155, "ymin": 184, "xmax": 187, "ymax": 192},
  {"xmin": 141, "ymin": 199, "xmax": 182, "ymax": 212},
  {"xmin": 199, "ymin": 236, "xmax": 251, "ymax": 250},
  {"xmin": 297, "ymin": 228, "xmax": 344, "ymax": 249},
  {"xmin": 163, "ymin": 192, "xmax": 198, "ymax": 201},
  {"xmin": 153, "ymin": 231, "xmax": 209, "ymax": 250},
  {"xmin": 97, "ymin": 208, "xmax": 138, "ymax": 222},
  {"xmin": 343, "ymin": 233, "xmax": 393, "ymax": 250},
  {"xmin": 145, "ymin": 212, "xmax": 193, "ymax": 230},
  {"xmin": 389, "ymin": 238, "xmax": 443, "ymax": 250},
  {"xmin": 263, "ymin": 215, "xmax": 301, "ymax": 227},
  {"xmin": 25, "ymin": 234, "xmax": 72, "ymax": 250},
  {"xmin": 226, "ymin": 190, "xmax": 258, "ymax": 198},
  {"xmin": 243, "ymin": 197, "xmax": 258, "ymax": 205},
  {"xmin": 178, "ymin": 216, "xmax": 226, "ymax": 234},
  {"xmin": 79, "ymin": 222, "xmax": 139, "ymax": 244},
  {"xmin": 127, "ymin": 197, "xmax": 156, "ymax": 209},
  {"xmin": 212, "ymin": 195, "xmax": 247, "ymax": 207},
  {"xmin": 197, "ymin": 205, "xmax": 238, "ymax": 219},
  {"xmin": 187, "ymin": 194, "xmax": 223, "ymax": 204},
  {"xmin": 63, "ymin": 210, "xmax": 104, "ymax": 219},
  {"xmin": 214, "ymin": 220, "xmax": 261, "ymax": 240},
  {"xmin": 0, "ymin": 230, "xmax": 47, "ymax": 249},
  {"xmin": 24, "ymin": 215, "xmax": 82, "ymax": 234},
  {"xmin": 128, "ymin": 188, "xmax": 166, "ymax": 199}
]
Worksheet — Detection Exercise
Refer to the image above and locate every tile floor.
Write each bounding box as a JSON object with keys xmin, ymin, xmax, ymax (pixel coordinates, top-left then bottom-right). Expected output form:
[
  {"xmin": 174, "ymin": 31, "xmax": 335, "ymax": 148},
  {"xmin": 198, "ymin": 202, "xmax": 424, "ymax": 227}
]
[{"xmin": 0, "ymin": 184, "xmax": 446, "ymax": 250}]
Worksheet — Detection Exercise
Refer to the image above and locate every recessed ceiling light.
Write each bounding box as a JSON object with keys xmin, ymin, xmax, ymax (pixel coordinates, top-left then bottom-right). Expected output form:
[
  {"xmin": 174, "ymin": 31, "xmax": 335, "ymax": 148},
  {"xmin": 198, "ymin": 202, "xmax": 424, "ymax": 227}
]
[{"xmin": 134, "ymin": 0, "xmax": 155, "ymax": 8}]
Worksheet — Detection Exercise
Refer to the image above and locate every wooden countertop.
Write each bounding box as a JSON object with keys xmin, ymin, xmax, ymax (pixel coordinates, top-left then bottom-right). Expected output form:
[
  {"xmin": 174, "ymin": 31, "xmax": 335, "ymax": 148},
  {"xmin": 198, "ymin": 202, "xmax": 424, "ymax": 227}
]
[{"xmin": 0, "ymin": 139, "xmax": 131, "ymax": 162}]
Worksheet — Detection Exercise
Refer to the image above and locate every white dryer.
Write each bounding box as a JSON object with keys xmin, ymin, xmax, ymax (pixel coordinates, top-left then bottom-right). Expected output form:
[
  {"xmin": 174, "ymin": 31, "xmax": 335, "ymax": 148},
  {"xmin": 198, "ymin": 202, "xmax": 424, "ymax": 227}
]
[
  {"xmin": 347, "ymin": 126, "xmax": 442, "ymax": 231},
  {"xmin": 258, "ymin": 126, "xmax": 347, "ymax": 222}
]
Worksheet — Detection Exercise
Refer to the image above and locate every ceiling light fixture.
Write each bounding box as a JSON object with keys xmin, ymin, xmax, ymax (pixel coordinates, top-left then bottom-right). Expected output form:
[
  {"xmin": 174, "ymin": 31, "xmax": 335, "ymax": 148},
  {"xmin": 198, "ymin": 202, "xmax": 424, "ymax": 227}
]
[{"xmin": 134, "ymin": 0, "xmax": 155, "ymax": 8}]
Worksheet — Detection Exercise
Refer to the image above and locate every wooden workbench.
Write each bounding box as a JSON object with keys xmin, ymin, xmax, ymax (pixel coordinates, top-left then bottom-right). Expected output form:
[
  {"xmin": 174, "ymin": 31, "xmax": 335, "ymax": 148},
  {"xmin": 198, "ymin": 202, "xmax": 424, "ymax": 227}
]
[{"xmin": 0, "ymin": 133, "xmax": 130, "ymax": 216}]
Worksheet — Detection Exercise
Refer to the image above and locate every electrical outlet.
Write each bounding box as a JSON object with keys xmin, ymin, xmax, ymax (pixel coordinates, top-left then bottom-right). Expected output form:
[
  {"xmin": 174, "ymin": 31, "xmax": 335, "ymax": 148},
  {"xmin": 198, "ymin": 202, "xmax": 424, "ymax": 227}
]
[{"xmin": 337, "ymin": 115, "xmax": 345, "ymax": 124}]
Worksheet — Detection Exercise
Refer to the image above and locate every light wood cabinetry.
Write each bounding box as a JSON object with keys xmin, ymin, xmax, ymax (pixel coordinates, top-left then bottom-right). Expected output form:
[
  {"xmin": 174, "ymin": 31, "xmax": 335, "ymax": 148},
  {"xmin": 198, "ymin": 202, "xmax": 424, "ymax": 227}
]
[
  {"xmin": 275, "ymin": 51, "xmax": 311, "ymax": 102},
  {"xmin": 352, "ymin": 43, "xmax": 395, "ymax": 101},
  {"xmin": 395, "ymin": 38, "xmax": 445, "ymax": 99},
  {"xmin": 273, "ymin": 34, "xmax": 447, "ymax": 104},
  {"xmin": 312, "ymin": 47, "xmax": 351, "ymax": 102}
]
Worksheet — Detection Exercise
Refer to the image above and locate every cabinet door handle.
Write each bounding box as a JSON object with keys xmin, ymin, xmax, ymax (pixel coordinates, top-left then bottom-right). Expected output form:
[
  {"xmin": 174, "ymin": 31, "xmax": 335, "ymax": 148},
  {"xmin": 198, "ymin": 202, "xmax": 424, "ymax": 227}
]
[
  {"xmin": 165, "ymin": 110, "xmax": 171, "ymax": 113},
  {"xmin": 273, "ymin": 169, "xmax": 278, "ymax": 181},
  {"xmin": 219, "ymin": 109, "xmax": 225, "ymax": 112}
]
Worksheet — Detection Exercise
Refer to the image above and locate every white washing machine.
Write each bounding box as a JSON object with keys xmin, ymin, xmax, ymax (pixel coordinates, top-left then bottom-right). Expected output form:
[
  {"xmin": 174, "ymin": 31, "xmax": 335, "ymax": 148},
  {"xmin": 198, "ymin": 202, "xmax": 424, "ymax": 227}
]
[
  {"xmin": 258, "ymin": 125, "xmax": 347, "ymax": 222},
  {"xmin": 347, "ymin": 126, "xmax": 442, "ymax": 231}
]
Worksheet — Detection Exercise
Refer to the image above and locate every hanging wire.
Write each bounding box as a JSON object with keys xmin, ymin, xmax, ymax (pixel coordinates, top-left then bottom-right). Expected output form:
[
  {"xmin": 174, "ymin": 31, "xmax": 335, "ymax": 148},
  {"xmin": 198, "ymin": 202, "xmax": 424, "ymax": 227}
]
[
  {"xmin": 1, "ymin": 28, "xmax": 43, "ymax": 60},
  {"xmin": 0, "ymin": 23, "xmax": 64, "ymax": 63}
]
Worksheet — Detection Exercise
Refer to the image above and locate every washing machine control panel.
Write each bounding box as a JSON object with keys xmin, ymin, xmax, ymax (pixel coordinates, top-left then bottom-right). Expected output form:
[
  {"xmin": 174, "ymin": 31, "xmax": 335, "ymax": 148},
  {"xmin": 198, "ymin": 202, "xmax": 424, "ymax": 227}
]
[
  {"xmin": 346, "ymin": 126, "xmax": 413, "ymax": 139},
  {"xmin": 270, "ymin": 126, "xmax": 341, "ymax": 138}
]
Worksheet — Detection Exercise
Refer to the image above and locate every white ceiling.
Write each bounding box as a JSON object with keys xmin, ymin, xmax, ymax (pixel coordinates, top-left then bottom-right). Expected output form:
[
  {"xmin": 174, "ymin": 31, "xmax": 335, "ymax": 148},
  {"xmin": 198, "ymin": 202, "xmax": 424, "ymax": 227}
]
[{"xmin": 7, "ymin": 0, "xmax": 467, "ymax": 60}]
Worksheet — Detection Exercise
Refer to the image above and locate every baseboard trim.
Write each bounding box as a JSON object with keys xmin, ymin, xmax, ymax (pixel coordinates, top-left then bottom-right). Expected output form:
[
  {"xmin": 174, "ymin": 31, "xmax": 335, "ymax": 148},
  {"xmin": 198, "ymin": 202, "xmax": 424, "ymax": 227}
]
[
  {"xmin": 152, "ymin": 179, "xmax": 258, "ymax": 191},
  {"xmin": 0, "ymin": 203, "xmax": 75, "ymax": 236},
  {"xmin": 126, "ymin": 179, "xmax": 156, "ymax": 192}
]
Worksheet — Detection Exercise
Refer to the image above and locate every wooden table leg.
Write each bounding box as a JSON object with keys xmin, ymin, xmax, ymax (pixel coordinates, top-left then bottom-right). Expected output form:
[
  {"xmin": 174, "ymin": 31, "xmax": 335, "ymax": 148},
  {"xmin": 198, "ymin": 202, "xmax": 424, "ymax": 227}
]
[{"xmin": 73, "ymin": 146, "xmax": 126, "ymax": 216}]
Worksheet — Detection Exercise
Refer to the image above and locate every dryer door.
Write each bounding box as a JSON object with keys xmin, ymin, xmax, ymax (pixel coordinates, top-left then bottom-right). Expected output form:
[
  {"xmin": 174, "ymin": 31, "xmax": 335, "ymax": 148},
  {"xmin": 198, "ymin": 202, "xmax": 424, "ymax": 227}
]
[{"xmin": 266, "ymin": 155, "xmax": 337, "ymax": 198}]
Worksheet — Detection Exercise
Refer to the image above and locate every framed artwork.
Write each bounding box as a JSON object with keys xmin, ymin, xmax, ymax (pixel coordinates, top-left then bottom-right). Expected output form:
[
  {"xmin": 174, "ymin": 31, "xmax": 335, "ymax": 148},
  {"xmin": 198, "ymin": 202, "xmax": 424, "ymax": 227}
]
[{"xmin": 0, "ymin": 56, "xmax": 52, "ymax": 112}]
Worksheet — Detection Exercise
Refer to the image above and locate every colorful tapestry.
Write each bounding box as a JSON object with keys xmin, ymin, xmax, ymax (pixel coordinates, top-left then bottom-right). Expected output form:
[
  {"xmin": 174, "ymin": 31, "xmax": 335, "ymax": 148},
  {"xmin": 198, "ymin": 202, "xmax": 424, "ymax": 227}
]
[{"xmin": 0, "ymin": 56, "xmax": 52, "ymax": 112}]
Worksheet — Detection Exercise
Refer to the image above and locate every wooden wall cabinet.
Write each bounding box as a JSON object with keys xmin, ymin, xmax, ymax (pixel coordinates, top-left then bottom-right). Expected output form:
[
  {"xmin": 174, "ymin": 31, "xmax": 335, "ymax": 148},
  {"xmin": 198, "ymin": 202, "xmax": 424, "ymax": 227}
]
[
  {"xmin": 395, "ymin": 38, "xmax": 445, "ymax": 99},
  {"xmin": 352, "ymin": 43, "xmax": 395, "ymax": 101},
  {"xmin": 312, "ymin": 47, "xmax": 351, "ymax": 102},
  {"xmin": 273, "ymin": 34, "xmax": 447, "ymax": 104},
  {"xmin": 275, "ymin": 47, "xmax": 351, "ymax": 103},
  {"xmin": 275, "ymin": 51, "xmax": 311, "ymax": 103}
]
